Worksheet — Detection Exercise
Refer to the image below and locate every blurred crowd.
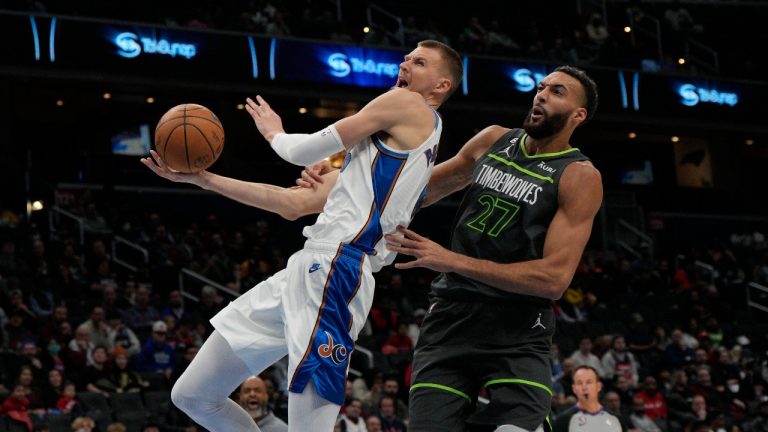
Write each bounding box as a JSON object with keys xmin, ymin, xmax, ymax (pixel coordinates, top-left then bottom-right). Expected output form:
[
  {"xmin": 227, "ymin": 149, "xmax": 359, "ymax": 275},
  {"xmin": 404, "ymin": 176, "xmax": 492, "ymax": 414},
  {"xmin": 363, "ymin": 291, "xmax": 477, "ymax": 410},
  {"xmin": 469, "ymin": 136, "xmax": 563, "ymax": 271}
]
[
  {"xmin": 0, "ymin": 182, "xmax": 766, "ymax": 432},
  {"xmin": 3, "ymin": 0, "xmax": 762, "ymax": 80}
]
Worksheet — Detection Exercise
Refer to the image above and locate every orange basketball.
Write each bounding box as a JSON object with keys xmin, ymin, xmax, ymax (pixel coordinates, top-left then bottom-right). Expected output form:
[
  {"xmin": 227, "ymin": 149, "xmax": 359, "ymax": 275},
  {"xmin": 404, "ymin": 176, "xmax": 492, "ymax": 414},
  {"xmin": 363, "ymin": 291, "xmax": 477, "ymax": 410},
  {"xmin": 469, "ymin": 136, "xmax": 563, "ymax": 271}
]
[{"xmin": 154, "ymin": 104, "xmax": 224, "ymax": 173}]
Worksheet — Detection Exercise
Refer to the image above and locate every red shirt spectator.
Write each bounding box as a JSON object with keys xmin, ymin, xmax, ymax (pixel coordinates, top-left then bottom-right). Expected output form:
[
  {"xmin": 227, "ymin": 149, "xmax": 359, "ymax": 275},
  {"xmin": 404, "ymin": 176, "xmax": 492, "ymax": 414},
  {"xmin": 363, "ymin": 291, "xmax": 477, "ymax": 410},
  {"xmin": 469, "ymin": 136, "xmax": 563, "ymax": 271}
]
[{"xmin": 635, "ymin": 376, "xmax": 668, "ymax": 420}]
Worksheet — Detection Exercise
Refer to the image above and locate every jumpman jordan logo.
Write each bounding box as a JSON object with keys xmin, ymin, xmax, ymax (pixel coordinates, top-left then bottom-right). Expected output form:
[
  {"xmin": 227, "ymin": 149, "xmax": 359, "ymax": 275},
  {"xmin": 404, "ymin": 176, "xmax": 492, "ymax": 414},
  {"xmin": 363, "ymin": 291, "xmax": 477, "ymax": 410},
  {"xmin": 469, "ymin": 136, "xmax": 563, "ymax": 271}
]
[
  {"xmin": 531, "ymin": 313, "xmax": 546, "ymax": 329},
  {"xmin": 498, "ymin": 145, "xmax": 513, "ymax": 158},
  {"xmin": 317, "ymin": 331, "xmax": 348, "ymax": 365}
]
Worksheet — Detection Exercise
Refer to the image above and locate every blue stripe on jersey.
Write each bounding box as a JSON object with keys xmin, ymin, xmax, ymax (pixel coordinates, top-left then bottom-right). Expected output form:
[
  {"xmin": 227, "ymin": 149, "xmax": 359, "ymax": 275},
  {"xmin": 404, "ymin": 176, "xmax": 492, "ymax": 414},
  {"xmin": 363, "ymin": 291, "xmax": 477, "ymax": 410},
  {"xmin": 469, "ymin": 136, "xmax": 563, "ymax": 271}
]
[
  {"xmin": 432, "ymin": 110, "xmax": 440, "ymax": 130},
  {"xmin": 289, "ymin": 245, "xmax": 365, "ymax": 405},
  {"xmin": 350, "ymin": 141, "xmax": 407, "ymax": 253}
]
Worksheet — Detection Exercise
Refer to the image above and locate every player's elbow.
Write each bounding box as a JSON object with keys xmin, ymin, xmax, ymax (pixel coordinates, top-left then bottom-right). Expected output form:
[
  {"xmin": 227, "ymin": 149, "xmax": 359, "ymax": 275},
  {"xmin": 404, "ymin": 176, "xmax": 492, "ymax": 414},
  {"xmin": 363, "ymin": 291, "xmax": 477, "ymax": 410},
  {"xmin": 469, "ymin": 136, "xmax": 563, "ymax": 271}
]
[{"xmin": 547, "ymin": 275, "xmax": 573, "ymax": 300}]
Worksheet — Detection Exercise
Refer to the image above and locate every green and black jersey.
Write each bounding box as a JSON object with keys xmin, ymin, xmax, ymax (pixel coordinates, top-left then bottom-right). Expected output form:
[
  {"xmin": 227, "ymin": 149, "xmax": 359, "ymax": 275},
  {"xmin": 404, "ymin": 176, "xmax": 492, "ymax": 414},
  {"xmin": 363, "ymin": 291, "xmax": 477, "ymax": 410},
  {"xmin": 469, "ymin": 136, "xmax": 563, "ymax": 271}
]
[{"xmin": 431, "ymin": 128, "xmax": 590, "ymax": 305}]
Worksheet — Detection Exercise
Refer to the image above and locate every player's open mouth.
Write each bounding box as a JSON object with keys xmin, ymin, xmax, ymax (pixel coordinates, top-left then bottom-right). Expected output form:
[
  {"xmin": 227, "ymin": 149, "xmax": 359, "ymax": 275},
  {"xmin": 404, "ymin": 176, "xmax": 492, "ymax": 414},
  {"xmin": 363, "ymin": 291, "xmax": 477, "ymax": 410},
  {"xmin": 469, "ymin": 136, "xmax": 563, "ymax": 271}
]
[
  {"xmin": 247, "ymin": 400, "xmax": 260, "ymax": 409},
  {"xmin": 396, "ymin": 78, "xmax": 409, "ymax": 88},
  {"xmin": 531, "ymin": 106, "xmax": 545, "ymax": 121}
]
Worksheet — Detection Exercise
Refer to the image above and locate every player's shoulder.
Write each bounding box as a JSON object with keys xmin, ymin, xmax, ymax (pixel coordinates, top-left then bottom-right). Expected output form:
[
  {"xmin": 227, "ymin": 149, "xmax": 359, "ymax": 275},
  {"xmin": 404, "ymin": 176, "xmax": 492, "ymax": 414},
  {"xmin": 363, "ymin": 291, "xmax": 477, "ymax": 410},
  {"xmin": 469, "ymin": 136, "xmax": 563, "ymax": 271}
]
[
  {"xmin": 376, "ymin": 88, "xmax": 431, "ymax": 112},
  {"xmin": 562, "ymin": 159, "xmax": 602, "ymax": 184},
  {"xmin": 481, "ymin": 125, "xmax": 513, "ymax": 141}
]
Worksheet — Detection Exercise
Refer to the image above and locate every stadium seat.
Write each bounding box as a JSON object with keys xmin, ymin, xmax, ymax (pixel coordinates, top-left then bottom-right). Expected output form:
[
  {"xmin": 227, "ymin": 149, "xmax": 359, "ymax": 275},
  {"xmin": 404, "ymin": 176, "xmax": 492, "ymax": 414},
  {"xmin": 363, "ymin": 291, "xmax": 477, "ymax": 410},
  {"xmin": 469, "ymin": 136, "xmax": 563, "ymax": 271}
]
[
  {"xmin": 111, "ymin": 392, "xmax": 147, "ymax": 425},
  {"xmin": 45, "ymin": 413, "xmax": 74, "ymax": 432},
  {"xmin": 76, "ymin": 392, "xmax": 113, "ymax": 428}
]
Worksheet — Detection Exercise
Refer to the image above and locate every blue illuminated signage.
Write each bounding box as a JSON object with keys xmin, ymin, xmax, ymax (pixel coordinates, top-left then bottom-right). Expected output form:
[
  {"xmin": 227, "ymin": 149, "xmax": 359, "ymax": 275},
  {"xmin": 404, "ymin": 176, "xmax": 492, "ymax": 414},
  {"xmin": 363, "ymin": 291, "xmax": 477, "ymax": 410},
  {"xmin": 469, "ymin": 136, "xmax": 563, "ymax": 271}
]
[
  {"xmin": 326, "ymin": 52, "xmax": 398, "ymax": 78},
  {"xmin": 506, "ymin": 67, "xmax": 552, "ymax": 93},
  {"xmin": 114, "ymin": 31, "xmax": 196, "ymax": 59},
  {"xmin": 678, "ymin": 83, "xmax": 738, "ymax": 107}
]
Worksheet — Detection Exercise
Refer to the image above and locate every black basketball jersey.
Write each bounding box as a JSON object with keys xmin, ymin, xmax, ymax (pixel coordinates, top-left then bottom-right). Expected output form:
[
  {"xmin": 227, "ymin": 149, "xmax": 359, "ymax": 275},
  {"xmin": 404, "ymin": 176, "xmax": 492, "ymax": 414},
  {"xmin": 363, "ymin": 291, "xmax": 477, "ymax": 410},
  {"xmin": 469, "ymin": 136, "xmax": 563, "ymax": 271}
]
[{"xmin": 431, "ymin": 128, "xmax": 591, "ymax": 305}]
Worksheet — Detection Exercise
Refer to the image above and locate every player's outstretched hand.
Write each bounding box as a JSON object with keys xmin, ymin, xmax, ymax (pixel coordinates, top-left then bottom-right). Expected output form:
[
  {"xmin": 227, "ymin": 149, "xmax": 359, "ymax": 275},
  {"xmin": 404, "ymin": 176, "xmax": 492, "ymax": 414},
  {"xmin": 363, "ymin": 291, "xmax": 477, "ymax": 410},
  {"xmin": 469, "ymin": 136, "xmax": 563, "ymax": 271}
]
[
  {"xmin": 140, "ymin": 150, "xmax": 204, "ymax": 185},
  {"xmin": 245, "ymin": 95, "xmax": 285, "ymax": 143},
  {"xmin": 296, "ymin": 160, "xmax": 335, "ymax": 189},
  {"xmin": 385, "ymin": 226, "xmax": 456, "ymax": 272}
]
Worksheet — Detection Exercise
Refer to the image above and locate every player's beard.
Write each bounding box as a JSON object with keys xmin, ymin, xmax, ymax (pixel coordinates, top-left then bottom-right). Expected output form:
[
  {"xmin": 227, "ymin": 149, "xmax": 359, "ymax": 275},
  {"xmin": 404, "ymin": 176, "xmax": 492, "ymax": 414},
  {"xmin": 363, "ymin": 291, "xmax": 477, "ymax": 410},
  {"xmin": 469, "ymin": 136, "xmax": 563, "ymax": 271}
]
[{"xmin": 523, "ymin": 107, "xmax": 569, "ymax": 139}]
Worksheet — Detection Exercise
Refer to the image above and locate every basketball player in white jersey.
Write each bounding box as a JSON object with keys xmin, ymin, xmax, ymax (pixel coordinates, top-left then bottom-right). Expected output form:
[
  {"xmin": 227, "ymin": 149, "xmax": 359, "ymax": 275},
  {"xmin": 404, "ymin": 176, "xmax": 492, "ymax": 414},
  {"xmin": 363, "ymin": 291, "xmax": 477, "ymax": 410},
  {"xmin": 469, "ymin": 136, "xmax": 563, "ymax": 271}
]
[{"xmin": 140, "ymin": 40, "xmax": 462, "ymax": 431}]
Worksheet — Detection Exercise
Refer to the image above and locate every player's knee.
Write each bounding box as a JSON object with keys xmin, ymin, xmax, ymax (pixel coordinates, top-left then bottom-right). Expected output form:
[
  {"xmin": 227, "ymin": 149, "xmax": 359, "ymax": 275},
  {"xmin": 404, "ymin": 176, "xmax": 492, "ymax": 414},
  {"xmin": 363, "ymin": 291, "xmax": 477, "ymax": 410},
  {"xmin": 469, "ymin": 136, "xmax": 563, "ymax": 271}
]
[{"xmin": 170, "ymin": 381, "xmax": 190, "ymax": 412}]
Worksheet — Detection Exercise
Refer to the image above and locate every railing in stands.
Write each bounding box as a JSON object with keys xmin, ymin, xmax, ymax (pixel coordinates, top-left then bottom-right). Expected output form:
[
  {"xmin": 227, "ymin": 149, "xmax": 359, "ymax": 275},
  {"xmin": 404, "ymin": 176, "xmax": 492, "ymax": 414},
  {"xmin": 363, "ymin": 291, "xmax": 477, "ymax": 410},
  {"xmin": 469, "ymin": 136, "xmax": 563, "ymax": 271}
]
[
  {"xmin": 48, "ymin": 206, "xmax": 85, "ymax": 244},
  {"xmin": 178, "ymin": 268, "xmax": 239, "ymax": 302},
  {"xmin": 366, "ymin": 4, "xmax": 404, "ymax": 47},
  {"xmin": 616, "ymin": 218, "xmax": 654, "ymax": 260},
  {"xmin": 747, "ymin": 282, "xmax": 768, "ymax": 314},
  {"xmin": 694, "ymin": 260, "xmax": 716, "ymax": 284},
  {"xmin": 628, "ymin": 10, "xmax": 664, "ymax": 63},
  {"xmin": 111, "ymin": 235, "xmax": 148, "ymax": 273},
  {"xmin": 685, "ymin": 38, "xmax": 719, "ymax": 73}
]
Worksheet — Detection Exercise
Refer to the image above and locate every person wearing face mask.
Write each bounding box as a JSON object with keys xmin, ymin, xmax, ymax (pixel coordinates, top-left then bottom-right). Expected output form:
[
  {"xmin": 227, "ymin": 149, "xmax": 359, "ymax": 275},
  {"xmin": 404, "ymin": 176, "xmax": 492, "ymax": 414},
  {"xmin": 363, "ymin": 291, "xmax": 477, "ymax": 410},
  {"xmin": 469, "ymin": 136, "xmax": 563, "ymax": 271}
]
[
  {"xmin": 237, "ymin": 376, "xmax": 288, "ymax": 432},
  {"xmin": 719, "ymin": 378, "xmax": 747, "ymax": 421},
  {"xmin": 554, "ymin": 366, "xmax": 626, "ymax": 432}
]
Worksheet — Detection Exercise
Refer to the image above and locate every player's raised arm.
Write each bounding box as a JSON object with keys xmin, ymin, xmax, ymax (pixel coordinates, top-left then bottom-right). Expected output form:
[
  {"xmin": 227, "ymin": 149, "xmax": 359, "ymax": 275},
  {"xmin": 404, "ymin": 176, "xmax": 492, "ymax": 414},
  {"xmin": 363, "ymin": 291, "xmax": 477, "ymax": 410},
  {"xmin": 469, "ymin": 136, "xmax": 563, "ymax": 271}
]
[{"xmin": 424, "ymin": 125, "xmax": 510, "ymax": 206}]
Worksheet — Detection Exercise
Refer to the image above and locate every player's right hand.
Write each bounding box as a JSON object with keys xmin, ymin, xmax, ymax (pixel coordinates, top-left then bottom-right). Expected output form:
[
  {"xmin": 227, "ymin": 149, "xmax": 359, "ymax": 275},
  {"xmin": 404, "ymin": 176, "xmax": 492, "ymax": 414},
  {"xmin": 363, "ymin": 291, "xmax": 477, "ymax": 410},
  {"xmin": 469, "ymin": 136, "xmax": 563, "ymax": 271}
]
[
  {"xmin": 140, "ymin": 150, "xmax": 204, "ymax": 185},
  {"xmin": 245, "ymin": 95, "xmax": 285, "ymax": 143},
  {"xmin": 296, "ymin": 160, "xmax": 334, "ymax": 189}
]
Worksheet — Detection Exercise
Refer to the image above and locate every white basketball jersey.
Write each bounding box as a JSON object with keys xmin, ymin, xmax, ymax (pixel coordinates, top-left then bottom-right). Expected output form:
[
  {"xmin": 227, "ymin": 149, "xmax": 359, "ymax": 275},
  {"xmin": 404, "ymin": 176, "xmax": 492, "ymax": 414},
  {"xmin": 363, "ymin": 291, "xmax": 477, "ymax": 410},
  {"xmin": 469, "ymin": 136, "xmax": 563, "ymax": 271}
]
[{"xmin": 303, "ymin": 110, "xmax": 442, "ymax": 272}]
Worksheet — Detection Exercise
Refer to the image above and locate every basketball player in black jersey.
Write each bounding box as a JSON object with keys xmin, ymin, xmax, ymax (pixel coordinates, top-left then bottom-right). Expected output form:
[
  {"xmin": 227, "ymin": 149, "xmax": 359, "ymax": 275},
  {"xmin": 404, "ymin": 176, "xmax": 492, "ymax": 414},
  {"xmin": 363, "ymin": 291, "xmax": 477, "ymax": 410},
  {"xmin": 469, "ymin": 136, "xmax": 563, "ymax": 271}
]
[{"xmin": 385, "ymin": 66, "xmax": 603, "ymax": 432}]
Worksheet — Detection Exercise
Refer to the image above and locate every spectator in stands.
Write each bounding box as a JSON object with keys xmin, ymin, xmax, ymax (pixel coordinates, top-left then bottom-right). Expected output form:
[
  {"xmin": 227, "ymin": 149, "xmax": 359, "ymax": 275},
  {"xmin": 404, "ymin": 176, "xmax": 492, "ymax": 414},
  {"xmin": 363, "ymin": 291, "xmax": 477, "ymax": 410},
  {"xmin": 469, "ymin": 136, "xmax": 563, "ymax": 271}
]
[
  {"xmin": 63, "ymin": 326, "xmax": 94, "ymax": 371},
  {"xmin": 602, "ymin": 335, "xmax": 640, "ymax": 388},
  {"xmin": 236, "ymin": 375, "xmax": 287, "ymax": 432},
  {"xmin": 744, "ymin": 399, "xmax": 768, "ymax": 432},
  {"xmin": 160, "ymin": 289, "xmax": 190, "ymax": 323},
  {"xmin": 0, "ymin": 240, "xmax": 24, "ymax": 277},
  {"xmin": 39, "ymin": 305, "xmax": 69, "ymax": 345},
  {"xmin": 570, "ymin": 337, "xmax": 606, "ymax": 377},
  {"xmin": 100, "ymin": 282, "xmax": 129, "ymax": 319},
  {"xmin": 406, "ymin": 308, "xmax": 425, "ymax": 348},
  {"xmin": 667, "ymin": 369, "xmax": 696, "ymax": 427},
  {"xmin": 190, "ymin": 285, "xmax": 221, "ymax": 331},
  {"xmin": 20, "ymin": 339, "xmax": 48, "ymax": 382},
  {"xmin": 691, "ymin": 367, "xmax": 718, "ymax": 402},
  {"xmin": 630, "ymin": 395, "xmax": 662, "ymax": 432},
  {"xmin": 56, "ymin": 382, "xmax": 80, "ymax": 414},
  {"xmin": 2, "ymin": 383, "xmax": 33, "ymax": 431},
  {"xmin": 634, "ymin": 376, "xmax": 668, "ymax": 424},
  {"xmin": 665, "ymin": 329, "xmax": 696, "ymax": 369},
  {"xmin": 29, "ymin": 279, "xmax": 60, "ymax": 321},
  {"xmin": 377, "ymin": 396, "xmax": 406, "ymax": 432},
  {"xmin": 124, "ymin": 285, "xmax": 159, "ymax": 335},
  {"xmin": 171, "ymin": 344, "xmax": 199, "ymax": 385},
  {"xmin": 338, "ymin": 398, "xmax": 367, "ymax": 432},
  {"xmin": 81, "ymin": 345, "xmax": 112, "ymax": 396},
  {"xmin": 604, "ymin": 390, "xmax": 632, "ymax": 425},
  {"xmin": 71, "ymin": 416, "xmax": 95, "ymax": 432},
  {"xmin": 110, "ymin": 349, "xmax": 148, "ymax": 393},
  {"xmin": 558, "ymin": 358, "xmax": 577, "ymax": 399},
  {"xmin": 41, "ymin": 369, "xmax": 65, "ymax": 410},
  {"xmin": 107, "ymin": 313, "xmax": 140, "ymax": 358},
  {"xmin": 78, "ymin": 306, "xmax": 111, "ymax": 349},
  {"xmin": 138, "ymin": 320, "xmax": 176, "ymax": 379},
  {"xmin": 105, "ymin": 423, "xmax": 127, "ymax": 432},
  {"xmin": 381, "ymin": 323, "xmax": 413, "ymax": 355},
  {"xmin": 711, "ymin": 349, "xmax": 739, "ymax": 385},
  {"xmin": 366, "ymin": 415, "xmax": 382, "ymax": 432}
]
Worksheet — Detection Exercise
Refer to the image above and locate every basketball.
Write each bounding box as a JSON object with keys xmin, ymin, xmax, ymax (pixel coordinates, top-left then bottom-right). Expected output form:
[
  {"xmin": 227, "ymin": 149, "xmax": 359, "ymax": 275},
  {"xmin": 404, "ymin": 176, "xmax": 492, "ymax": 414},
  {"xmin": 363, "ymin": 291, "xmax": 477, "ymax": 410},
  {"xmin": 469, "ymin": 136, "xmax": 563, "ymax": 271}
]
[{"xmin": 154, "ymin": 104, "xmax": 225, "ymax": 173}]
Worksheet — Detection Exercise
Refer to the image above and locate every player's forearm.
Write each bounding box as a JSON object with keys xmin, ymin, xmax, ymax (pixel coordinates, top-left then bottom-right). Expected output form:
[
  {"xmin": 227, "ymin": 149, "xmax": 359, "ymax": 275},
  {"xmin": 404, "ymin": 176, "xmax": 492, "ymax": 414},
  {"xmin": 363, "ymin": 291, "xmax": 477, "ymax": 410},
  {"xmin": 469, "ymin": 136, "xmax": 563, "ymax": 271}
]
[
  {"xmin": 196, "ymin": 171, "xmax": 306, "ymax": 220},
  {"xmin": 446, "ymin": 254, "xmax": 570, "ymax": 300}
]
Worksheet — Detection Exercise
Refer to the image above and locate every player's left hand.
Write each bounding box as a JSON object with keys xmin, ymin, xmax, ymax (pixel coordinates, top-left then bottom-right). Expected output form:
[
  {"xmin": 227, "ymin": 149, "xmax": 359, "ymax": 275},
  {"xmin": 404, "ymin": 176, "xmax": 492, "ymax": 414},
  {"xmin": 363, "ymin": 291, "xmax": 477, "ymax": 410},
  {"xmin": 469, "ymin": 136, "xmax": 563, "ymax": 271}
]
[
  {"xmin": 245, "ymin": 95, "xmax": 285, "ymax": 143},
  {"xmin": 385, "ymin": 226, "xmax": 456, "ymax": 272}
]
